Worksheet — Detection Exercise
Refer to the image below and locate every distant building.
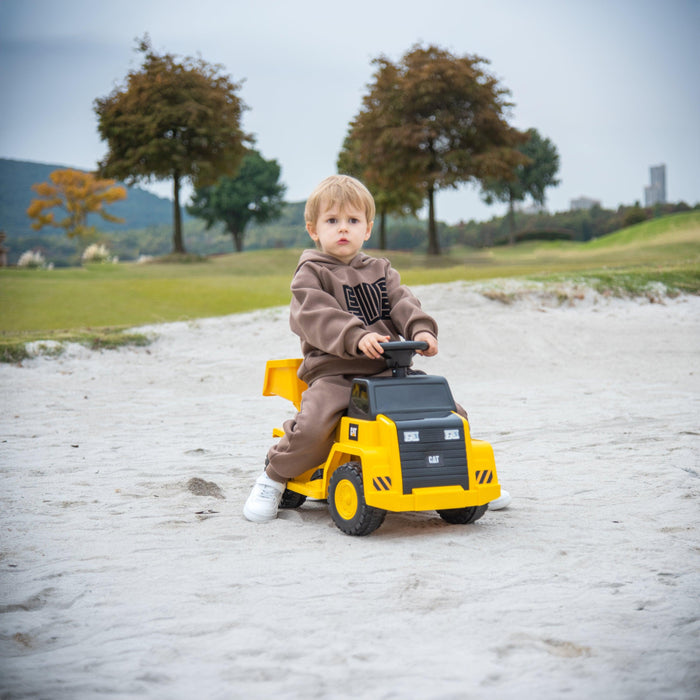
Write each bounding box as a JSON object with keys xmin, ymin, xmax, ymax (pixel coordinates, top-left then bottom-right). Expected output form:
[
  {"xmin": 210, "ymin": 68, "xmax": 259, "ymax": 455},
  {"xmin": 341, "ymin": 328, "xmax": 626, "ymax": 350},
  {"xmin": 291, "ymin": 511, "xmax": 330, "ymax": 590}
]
[
  {"xmin": 570, "ymin": 196, "xmax": 601, "ymax": 211},
  {"xmin": 644, "ymin": 164, "xmax": 666, "ymax": 206}
]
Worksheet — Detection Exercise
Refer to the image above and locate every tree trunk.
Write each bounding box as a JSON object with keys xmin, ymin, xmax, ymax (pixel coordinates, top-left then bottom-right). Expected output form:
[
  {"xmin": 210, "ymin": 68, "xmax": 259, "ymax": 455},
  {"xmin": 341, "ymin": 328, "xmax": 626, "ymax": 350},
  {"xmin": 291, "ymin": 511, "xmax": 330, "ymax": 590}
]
[
  {"xmin": 230, "ymin": 226, "xmax": 244, "ymax": 252},
  {"xmin": 427, "ymin": 183, "xmax": 440, "ymax": 256},
  {"xmin": 507, "ymin": 194, "xmax": 516, "ymax": 246},
  {"xmin": 172, "ymin": 172, "xmax": 186, "ymax": 254},
  {"xmin": 379, "ymin": 208, "xmax": 387, "ymax": 250}
]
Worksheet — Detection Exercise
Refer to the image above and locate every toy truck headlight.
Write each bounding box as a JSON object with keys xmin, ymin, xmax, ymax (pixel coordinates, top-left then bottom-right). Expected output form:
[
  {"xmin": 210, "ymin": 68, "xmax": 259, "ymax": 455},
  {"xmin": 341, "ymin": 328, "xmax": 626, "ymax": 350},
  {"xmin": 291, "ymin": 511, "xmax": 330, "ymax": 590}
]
[
  {"xmin": 444, "ymin": 429, "xmax": 460, "ymax": 441},
  {"xmin": 403, "ymin": 431, "xmax": 420, "ymax": 443}
]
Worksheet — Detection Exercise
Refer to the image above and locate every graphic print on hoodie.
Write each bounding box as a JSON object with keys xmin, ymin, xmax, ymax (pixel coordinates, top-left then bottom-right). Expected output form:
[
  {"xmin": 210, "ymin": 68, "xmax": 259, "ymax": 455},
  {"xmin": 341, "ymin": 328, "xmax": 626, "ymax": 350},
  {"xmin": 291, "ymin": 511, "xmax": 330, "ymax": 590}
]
[{"xmin": 343, "ymin": 278, "xmax": 391, "ymax": 325}]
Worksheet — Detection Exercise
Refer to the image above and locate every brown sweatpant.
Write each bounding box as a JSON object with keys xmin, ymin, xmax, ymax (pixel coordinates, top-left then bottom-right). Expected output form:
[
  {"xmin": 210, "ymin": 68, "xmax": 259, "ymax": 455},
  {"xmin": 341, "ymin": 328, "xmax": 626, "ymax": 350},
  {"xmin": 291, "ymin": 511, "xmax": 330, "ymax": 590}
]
[
  {"xmin": 265, "ymin": 371, "xmax": 469, "ymax": 484},
  {"xmin": 265, "ymin": 374, "xmax": 356, "ymax": 482}
]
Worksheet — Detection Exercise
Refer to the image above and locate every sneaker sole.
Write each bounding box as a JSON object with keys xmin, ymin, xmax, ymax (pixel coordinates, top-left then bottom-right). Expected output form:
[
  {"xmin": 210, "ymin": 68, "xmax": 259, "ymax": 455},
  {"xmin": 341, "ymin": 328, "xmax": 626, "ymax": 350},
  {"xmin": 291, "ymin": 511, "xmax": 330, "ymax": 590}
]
[
  {"xmin": 488, "ymin": 492, "xmax": 512, "ymax": 511},
  {"xmin": 243, "ymin": 505, "xmax": 277, "ymax": 523}
]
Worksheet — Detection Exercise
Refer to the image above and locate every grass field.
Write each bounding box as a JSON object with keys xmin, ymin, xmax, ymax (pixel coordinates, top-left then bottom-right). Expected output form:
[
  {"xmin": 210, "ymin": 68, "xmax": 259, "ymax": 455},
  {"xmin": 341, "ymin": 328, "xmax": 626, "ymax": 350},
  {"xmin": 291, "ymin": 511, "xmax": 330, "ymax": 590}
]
[{"xmin": 1, "ymin": 211, "xmax": 699, "ymax": 361}]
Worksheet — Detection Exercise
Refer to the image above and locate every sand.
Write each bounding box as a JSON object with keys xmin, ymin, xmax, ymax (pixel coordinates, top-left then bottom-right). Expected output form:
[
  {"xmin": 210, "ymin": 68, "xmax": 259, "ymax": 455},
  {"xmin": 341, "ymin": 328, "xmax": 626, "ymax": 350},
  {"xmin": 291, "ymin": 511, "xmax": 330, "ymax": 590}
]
[{"xmin": 1, "ymin": 280, "xmax": 699, "ymax": 699}]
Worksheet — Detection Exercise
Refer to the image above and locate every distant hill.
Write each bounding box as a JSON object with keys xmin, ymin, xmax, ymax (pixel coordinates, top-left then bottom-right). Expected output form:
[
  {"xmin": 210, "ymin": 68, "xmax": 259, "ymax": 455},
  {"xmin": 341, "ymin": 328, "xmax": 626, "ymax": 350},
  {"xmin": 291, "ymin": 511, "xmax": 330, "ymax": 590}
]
[
  {"xmin": 0, "ymin": 158, "xmax": 182, "ymax": 239},
  {"xmin": 0, "ymin": 157, "xmax": 309, "ymax": 265}
]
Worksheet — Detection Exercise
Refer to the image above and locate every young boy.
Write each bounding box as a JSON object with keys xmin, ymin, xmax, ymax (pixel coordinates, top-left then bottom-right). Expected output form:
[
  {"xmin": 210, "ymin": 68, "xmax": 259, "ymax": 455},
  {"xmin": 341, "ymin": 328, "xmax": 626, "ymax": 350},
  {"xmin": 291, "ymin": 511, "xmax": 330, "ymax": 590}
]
[{"xmin": 243, "ymin": 175, "xmax": 510, "ymax": 522}]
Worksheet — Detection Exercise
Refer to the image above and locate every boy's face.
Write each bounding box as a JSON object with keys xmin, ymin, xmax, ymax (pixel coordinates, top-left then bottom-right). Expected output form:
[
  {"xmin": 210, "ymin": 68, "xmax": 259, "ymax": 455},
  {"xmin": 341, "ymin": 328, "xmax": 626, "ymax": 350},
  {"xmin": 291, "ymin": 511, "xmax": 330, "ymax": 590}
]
[{"xmin": 306, "ymin": 203, "xmax": 373, "ymax": 264}]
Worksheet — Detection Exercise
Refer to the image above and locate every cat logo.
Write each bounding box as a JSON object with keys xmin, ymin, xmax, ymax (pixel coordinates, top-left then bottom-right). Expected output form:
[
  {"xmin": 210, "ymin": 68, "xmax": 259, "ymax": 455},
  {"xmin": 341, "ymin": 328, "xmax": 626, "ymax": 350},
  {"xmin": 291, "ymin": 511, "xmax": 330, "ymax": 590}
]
[
  {"xmin": 427, "ymin": 454, "xmax": 443, "ymax": 466},
  {"xmin": 348, "ymin": 424, "xmax": 359, "ymax": 441}
]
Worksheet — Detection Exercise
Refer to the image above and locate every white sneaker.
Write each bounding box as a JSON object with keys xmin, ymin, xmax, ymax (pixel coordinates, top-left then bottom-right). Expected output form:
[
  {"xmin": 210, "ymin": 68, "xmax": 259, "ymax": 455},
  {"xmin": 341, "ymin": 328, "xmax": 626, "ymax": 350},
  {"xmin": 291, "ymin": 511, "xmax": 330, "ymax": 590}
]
[
  {"xmin": 489, "ymin": 489, "xmax": 511, "ymax": 511},
  {"xmin": 243, "ymin": 472, "xmax": 286, "ymax": 523}
]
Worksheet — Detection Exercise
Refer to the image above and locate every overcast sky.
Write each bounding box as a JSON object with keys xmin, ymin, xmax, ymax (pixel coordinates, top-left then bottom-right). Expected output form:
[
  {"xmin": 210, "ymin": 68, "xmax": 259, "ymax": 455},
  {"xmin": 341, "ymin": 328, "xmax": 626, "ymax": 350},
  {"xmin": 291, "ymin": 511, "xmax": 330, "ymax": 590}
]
[{"xmin": 1, "ymin": 0, "xmax": 698, "ymax": 224}]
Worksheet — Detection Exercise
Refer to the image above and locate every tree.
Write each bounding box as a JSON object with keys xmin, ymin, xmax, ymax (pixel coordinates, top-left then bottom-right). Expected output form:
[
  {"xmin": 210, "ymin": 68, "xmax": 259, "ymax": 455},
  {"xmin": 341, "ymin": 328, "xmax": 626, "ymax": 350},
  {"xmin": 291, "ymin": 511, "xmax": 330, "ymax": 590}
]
[
  {"xmin": 187, "ymin": 149, "xmax": 286, "ymax": 252},
  {"xmin": 480, "ymin": 128, "xmax": 560, "ymax": 245},
  {"xmin": 94, "ymin": 35, "xmax": 249, "ymax": 255},
  {"xmin": 337, "ymin": 134, "xmax": 423, "ymax": 250},
  {"xmin": 347, "ymin": 44, "xmax": 526, "ymax": 255},
  {"xmin": 26, "ymin": 169, "xmax": 126, "ymax": 241}
]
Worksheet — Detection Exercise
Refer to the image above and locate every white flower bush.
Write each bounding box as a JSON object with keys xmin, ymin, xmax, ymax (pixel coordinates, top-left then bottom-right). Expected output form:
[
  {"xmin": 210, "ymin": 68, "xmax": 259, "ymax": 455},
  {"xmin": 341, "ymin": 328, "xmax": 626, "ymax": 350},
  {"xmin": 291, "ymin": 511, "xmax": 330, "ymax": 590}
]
[
  {"xmin": 82, "ymin": 243, "xmax": 118, "ymax": 264},
  {"xmin": 17, "ymin": 250, "xmax": 48, "ymax": 268}
]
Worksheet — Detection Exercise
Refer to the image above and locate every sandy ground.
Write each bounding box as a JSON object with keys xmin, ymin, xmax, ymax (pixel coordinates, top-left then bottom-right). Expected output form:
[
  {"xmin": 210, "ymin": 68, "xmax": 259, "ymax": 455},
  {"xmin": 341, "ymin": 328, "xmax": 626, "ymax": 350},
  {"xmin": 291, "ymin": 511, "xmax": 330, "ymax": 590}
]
[{"xmin": 1, "ymin": 280, "xmax": 699, "ymax": 700}]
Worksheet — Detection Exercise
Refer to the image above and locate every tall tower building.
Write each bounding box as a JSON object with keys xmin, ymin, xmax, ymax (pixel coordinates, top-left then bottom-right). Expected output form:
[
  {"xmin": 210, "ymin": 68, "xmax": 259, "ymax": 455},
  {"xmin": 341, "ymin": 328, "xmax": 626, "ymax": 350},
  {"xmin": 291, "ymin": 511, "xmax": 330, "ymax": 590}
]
[{"xmin": 644, "ymin": 164, "xmax": 666, "ymax": 206}]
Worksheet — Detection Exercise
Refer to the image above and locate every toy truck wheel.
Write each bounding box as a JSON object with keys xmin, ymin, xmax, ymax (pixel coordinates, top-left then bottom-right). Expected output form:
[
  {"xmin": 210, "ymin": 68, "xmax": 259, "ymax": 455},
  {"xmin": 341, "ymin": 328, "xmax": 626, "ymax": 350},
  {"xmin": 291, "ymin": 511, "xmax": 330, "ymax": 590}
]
[
  {"xmin": 437, "ymin": 504, "xmax": 488, "ymax": 524},
  {"xmin": 280, "ymin": 489, "xmax": 306, "ymax": 509},
  {"xmin": 329, "ymin": 462, "xmax": 386, "ymax": 536}
]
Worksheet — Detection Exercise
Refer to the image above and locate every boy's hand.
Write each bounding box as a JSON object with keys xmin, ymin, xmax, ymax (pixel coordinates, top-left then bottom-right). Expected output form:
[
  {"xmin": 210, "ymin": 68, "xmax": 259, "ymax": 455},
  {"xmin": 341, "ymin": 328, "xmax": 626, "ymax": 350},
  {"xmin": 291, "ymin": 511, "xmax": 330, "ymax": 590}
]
[
  {"xmin": 358, "ymin": 333, "xmax": 391, "ymax": 359},
  {"xmin": 414, "ymin": 331, "xmax": 438, "ymax": 357}
]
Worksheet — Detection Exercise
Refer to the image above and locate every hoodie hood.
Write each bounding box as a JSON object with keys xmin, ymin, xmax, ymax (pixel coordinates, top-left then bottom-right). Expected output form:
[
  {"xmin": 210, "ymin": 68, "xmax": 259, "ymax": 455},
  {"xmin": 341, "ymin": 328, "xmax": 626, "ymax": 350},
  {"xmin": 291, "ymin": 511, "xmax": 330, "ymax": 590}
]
[{"xmin": 295, "ymin": 249, "xmax": 374, "ymax": 274}]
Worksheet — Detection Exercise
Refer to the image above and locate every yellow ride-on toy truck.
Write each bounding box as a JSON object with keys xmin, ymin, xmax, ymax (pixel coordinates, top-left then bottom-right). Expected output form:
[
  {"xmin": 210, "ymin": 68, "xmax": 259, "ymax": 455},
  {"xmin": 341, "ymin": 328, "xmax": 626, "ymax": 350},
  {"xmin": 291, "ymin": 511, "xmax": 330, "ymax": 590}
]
[{"xmin": 263, "ymin": 341, "xmax": 502, "ymax": 536}]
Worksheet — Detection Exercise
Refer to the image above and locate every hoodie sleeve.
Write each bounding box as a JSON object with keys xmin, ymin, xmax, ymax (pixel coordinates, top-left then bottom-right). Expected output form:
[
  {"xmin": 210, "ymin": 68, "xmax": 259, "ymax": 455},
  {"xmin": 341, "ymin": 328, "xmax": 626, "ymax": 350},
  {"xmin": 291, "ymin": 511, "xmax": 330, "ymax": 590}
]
[
  {"xmin": 385, "ymin": 263, "xmax": 438, "ymax": 340},
  {"xmin": 289, "ymin": 263, "xmax": 368, "ymax": 358}
]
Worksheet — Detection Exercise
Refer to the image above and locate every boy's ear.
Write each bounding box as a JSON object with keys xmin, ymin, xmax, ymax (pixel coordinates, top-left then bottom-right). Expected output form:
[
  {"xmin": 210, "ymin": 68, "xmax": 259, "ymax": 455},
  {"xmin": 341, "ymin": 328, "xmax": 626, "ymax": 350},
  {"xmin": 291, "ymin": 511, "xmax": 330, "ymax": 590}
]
[
  {"xmin": 306, "ymin": 221, "xmax": 319, "ymax": 243},
  {"xmin": 364, "ymin": 220, "xmax": 374, "ymax": 241}
]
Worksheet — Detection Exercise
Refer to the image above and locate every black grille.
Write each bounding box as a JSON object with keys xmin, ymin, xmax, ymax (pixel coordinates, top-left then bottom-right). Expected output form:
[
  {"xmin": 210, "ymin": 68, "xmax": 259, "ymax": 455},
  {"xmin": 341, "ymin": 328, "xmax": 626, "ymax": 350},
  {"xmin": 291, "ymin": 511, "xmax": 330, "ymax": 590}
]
[{"xmin": 396, "ymin": 415, "xmax": 468, "ymax": 494}]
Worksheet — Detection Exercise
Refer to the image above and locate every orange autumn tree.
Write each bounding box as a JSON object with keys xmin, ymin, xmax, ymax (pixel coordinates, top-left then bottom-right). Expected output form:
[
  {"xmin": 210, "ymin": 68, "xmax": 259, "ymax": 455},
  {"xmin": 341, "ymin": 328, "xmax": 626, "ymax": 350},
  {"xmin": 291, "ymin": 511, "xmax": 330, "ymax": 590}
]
[{"xmin": 27, "ymin": 168, "xmax": 127, "ymax": 241}]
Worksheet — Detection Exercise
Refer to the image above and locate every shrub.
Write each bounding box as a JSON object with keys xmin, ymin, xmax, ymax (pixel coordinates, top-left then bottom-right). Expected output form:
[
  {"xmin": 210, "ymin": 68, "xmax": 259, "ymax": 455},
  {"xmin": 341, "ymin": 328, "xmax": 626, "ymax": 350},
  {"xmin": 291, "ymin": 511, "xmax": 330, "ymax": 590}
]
[
  {"xmin": 82, "ymin": 243, "xmax": 118, "ymax": 264},
  {"xmin": 516, "ymin": 229, "xmax": 575, "ymax": 243},
  {"xmin": 17, "ymin": 250, "xmax": 49, "ymax": 268}
]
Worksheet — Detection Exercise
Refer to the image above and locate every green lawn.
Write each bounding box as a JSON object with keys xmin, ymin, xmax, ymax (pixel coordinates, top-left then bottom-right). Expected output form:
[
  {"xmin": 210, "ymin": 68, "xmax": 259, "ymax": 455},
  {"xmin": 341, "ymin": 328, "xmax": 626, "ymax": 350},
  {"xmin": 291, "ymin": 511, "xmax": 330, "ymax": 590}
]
[
  {"xmin": 1, "ymin": 266, "xmax": 293, "ymax": 331},
  {"xmin": 1, "ymin": 211, "xmax": 699, "ymax": 361}
]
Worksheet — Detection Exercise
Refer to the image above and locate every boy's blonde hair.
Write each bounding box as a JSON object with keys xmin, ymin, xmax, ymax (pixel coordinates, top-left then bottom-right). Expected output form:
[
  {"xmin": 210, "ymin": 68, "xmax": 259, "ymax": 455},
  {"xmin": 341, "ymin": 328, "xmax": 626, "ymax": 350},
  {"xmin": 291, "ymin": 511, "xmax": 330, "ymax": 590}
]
[{"xmin": 304, "ymin": 174, "xmax": 376, "ymax": 226}]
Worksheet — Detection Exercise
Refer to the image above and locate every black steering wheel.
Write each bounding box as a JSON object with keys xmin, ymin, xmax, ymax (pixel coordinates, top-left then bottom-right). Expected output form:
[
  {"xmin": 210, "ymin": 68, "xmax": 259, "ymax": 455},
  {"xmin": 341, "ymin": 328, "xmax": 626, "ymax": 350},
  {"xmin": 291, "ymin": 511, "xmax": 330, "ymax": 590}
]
[{"xmin": 379, "ymin": 340, "xmax": 429, "ymax": 377}]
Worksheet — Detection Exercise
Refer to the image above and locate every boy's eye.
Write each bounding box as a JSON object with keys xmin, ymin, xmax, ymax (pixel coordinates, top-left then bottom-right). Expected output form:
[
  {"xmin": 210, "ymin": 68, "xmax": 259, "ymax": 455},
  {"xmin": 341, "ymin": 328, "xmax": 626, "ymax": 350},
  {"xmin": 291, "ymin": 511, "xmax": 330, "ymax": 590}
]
[
  {"xmin": 349, "ymin": 218, "xmax": 360, "ymax": 224},
  {"xmin": 327, "ymin": 218, "xmax": 337, "ymax": 224}
]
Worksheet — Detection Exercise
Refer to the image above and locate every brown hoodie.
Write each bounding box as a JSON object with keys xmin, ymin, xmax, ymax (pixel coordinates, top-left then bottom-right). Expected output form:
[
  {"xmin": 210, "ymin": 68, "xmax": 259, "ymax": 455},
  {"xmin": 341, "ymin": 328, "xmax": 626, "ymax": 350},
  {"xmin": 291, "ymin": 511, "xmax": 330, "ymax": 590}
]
[{"xmin": 290, "ymin": 249, "xmax": 438, "ymax": 384}]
